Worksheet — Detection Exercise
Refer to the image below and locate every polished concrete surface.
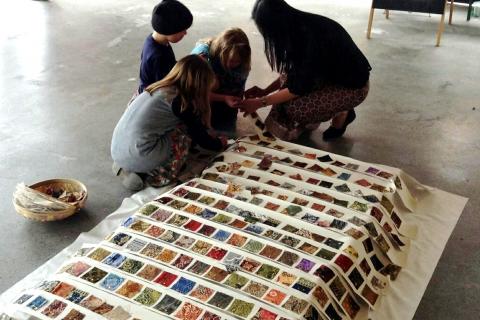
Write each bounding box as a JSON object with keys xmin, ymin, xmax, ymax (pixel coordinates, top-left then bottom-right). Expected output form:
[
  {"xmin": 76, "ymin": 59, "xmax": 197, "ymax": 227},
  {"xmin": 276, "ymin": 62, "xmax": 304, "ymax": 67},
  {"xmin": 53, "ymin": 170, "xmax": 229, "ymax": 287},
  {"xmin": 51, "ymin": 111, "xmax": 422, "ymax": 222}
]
[{"xmin": 0, "ymin": 0, "xmax": 479, "ymax": 318}]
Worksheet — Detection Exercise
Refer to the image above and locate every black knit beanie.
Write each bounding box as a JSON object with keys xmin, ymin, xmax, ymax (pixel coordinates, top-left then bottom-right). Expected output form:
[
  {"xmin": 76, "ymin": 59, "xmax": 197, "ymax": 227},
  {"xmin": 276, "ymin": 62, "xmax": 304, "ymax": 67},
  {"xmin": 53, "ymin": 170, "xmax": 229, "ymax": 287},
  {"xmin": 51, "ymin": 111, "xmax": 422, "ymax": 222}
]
[{"xmin": 151, "ymin": 0, "xmax": 193, "ymax": 35}]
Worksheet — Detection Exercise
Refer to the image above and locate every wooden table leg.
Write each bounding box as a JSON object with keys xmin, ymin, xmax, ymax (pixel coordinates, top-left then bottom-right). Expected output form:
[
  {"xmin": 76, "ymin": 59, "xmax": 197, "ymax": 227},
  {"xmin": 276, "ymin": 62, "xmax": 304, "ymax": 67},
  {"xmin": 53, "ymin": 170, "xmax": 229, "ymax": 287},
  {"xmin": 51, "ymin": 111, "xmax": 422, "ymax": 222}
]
[
  {"xmin": 367, "ymin": 6, "xmax": 375, "ymax": 39},
  {"xmin": 436, "ymin": 2, "xmax": 447, "ymax": 47},
  {"xmin": 449, "ymin": 0, "xmax": 454, "ymax": 25}
]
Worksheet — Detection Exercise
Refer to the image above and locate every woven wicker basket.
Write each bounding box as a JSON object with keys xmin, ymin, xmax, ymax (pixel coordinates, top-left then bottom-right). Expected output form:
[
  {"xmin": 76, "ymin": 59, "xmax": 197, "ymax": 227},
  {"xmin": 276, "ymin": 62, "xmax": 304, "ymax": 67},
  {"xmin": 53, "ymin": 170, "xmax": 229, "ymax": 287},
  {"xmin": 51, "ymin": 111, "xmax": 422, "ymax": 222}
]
[{"xmin": 13, "ymin": 179, "xmax": 87, "ymax": 222}]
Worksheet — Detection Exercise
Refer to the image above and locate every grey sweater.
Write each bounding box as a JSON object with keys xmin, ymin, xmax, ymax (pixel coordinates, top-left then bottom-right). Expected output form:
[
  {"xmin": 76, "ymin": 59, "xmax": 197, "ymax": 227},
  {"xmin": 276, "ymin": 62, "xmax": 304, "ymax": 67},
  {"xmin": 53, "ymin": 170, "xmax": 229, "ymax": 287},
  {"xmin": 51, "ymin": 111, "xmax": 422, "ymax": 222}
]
[{"xmin": 111, "ymin": 87, "xmax": 180, "ymax": 173}]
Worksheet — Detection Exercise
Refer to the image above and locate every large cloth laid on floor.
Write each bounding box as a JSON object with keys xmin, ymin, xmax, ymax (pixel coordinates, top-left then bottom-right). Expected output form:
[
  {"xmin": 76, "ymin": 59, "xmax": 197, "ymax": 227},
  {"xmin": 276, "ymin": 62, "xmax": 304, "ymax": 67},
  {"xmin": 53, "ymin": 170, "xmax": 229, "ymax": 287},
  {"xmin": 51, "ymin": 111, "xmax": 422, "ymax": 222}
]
[{"xmin": 1, "ymin": 121, "xmax": 468, "ymax": 319}]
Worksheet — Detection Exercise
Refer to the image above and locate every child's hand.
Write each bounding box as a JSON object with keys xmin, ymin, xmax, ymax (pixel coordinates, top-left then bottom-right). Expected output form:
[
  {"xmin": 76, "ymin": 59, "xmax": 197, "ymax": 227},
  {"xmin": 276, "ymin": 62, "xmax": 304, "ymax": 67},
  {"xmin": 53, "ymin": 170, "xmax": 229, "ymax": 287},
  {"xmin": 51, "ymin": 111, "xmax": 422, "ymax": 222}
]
[
  {"xmin": 219, "ymin": 135, "xmax": 229, "ymax": 148},
  {"xmin": 245, "ymin": 86, "xmax": 266, "ymax": 98},
  {"xmin": 238, "ymin": 98, "xmax": 262, "ymax": 116},
  {"xmin": 224, "ymin": 95, "xmax": 241, "ymax": 108}
]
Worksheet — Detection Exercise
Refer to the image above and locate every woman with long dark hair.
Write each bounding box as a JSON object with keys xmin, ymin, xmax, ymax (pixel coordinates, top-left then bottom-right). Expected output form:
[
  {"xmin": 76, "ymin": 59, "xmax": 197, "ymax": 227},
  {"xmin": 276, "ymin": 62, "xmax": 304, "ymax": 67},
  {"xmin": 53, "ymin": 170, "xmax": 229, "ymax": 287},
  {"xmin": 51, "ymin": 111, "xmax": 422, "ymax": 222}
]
[{"xmin": 239, "ymin": 0, "xmax": 371, "ymax": 141}]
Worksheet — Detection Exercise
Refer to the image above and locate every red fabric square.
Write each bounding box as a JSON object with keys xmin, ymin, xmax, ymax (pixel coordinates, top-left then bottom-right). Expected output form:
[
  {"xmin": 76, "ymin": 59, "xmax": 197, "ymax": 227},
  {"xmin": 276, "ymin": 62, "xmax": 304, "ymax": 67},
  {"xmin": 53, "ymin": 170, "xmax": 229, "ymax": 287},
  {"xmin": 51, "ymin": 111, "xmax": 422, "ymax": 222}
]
[{"xmin": 154, "ymin": 272, "xmax": 178, "ymax": 286}]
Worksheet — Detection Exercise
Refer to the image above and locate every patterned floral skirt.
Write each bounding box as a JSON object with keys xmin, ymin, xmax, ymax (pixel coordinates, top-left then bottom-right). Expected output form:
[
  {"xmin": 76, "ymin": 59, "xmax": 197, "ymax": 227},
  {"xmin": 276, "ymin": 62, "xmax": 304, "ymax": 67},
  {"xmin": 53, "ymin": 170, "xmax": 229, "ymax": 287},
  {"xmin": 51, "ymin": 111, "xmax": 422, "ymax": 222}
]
[
  {"xmin": 265, "ymin": 82, "xmax": 369, "ymax": 141},
  {"xmin": 146, "ymin": 125, "xmax": 192, "ymax": 187}
]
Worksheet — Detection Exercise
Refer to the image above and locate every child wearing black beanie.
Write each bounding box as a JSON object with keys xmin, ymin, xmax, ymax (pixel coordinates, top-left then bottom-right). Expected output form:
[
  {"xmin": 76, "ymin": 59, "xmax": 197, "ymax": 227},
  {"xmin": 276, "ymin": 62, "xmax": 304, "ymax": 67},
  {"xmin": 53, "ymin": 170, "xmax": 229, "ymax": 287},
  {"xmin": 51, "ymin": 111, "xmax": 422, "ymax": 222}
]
[{"xmin": 137, "ymin": 0, "xmax": 193, "ymax": 93}]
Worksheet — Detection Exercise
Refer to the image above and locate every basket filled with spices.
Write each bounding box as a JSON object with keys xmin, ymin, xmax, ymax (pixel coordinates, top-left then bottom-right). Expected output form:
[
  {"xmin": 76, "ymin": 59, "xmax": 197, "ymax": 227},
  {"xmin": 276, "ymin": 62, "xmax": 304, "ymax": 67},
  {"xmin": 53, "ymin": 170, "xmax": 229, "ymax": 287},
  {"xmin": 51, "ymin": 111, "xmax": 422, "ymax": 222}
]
[{"xmin": 13, "ymin": 178, "xmax": 87, "ymax": 222}]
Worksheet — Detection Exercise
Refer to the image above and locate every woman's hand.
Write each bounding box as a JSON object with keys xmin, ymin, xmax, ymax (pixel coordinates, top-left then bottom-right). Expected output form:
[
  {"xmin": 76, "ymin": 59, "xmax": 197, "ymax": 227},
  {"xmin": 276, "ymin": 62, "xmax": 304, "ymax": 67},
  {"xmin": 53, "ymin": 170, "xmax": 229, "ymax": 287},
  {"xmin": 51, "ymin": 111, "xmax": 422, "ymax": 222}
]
[
  {"xmin": 238, "ymin": 98, "xmax": 263, "ymax": 116},
  {"xmin": 244, "ymin": 86, "xmax": 266, "ymax": 98},
  {"xmin": 224, "ymin": 95, "xmax": 242, "ymax": 108},
  {"xmin": 219, "ymin": 135, "xmax": 229, "ymax": 148}
]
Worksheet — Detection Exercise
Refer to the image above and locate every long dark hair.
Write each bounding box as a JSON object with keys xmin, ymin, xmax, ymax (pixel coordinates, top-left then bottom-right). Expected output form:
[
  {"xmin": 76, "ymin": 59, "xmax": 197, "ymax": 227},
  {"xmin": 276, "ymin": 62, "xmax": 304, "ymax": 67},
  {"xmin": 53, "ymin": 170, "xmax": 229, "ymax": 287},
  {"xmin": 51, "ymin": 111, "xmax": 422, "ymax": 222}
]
[{"xmin": 252, "ymin": 0, "xmax": 309, "ymax": 74}]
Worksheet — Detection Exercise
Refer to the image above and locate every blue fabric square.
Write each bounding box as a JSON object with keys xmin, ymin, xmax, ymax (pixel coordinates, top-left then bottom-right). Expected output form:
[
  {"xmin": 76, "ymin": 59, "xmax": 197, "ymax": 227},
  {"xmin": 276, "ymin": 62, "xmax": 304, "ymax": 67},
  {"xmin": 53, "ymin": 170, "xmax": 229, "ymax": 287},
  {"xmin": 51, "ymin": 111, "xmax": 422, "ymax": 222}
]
[
  {"xmin": 213, "ymin": 230, "xmax": 231, "ymax": 241},
  {"xmin": 200, "ymin": 209, "xmax": 217, "ymax": 219},
  {"xmin": 122, "ymin": 216, "xmax": 135, "ymax": 227},
  {"xmin": 103, "ymin": 253, "xmax": 126, "ymax": 267},
  {"xmin": 363, "ymin": 195, "xmax": 379, "ymax": 203},
  {"xmin": 338, "ymin": 173, "xmax": 351, "ymax": 181},
  {"xmin": 171, "ymin": 277, "xmax": 195, "ymax": 294},
  {"xmin": 110, "ymin": 233, "xmax": 131, "ymax": 246},
  {"xmin": 245, "ymin": 224, "xmax": 264, "ymax": 234},
  {"xmin": 292, "ymin": 282, "xmax": 313, "ymax": 294},
  {"xmin": 66, "ymin": 289, "xmax": 88, "ymax": 303},
  {"xmin": 100, "ymin": 273, "xmax": 125, "ymax": 291},
  {"xmin": 27, "ymin": 296, "xmax": 48, "ymax": 310}
]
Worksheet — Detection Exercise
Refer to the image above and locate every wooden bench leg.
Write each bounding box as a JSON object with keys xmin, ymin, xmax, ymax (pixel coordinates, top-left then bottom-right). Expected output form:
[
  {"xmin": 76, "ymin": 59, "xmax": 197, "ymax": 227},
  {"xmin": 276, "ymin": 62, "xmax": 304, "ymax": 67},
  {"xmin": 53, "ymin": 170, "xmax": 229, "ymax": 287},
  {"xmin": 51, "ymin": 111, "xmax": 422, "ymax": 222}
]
[
  {"xmin": 367, "ymin": 7, "xmax": 375, "ymax": 39},
  {"xmin": 449, "ymin": 0, "xmax": 454, "ymax": 25},
  {"xmin": 385, "ymin": 9, "xmax": 390, "ymax": 19},
  {"xmin": 436, "ymin": 2, "xmax": 447, "ymax": 47}
]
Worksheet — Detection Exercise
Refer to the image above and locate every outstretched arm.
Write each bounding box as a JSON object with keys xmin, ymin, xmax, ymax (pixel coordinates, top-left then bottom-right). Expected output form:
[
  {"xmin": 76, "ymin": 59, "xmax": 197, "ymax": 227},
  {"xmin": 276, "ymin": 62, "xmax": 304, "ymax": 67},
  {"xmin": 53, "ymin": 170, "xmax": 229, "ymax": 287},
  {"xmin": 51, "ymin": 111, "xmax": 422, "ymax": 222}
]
[
  {"xmin": 172, "ymin": 97, "xmax": 226, "ymax": 151},
  {"xmin": 209, "ymin": 92, "xmax": 242, "ymax": 108},
  {"xmin": 239, "ymin": 87, "xmax": 297, "ymax": 115},
  {"xmin": 244, "ymin": 77, "xmax": 282, "ymax": 98}
]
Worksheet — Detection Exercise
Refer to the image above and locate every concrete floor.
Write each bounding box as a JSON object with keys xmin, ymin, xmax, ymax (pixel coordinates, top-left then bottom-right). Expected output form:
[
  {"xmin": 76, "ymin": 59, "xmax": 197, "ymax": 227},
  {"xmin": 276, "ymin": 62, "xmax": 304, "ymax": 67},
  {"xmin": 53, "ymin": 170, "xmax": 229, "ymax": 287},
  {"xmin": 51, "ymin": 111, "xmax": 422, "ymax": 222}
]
[{"xmin": 0, "ymin": 0, "xmax": 478, "ymax": 318}]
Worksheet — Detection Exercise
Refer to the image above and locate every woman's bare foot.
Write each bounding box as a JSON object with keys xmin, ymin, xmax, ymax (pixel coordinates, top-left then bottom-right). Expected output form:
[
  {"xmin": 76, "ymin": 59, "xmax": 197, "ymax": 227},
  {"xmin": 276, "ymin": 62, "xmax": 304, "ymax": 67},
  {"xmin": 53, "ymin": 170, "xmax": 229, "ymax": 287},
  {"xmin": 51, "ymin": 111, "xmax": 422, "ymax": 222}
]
[{"xmin": 331, "ymin": 111, "xmax": 348, "ymax": 128}]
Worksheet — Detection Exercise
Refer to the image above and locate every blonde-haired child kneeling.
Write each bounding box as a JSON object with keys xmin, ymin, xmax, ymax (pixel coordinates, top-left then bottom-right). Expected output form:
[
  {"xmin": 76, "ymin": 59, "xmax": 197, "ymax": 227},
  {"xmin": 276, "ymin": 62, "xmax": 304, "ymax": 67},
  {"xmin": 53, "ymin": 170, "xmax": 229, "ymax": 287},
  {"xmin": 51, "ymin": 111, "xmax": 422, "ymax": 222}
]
[{"xmin": 112, "ymin": 55, "xmax": 227, "ymax": 191}]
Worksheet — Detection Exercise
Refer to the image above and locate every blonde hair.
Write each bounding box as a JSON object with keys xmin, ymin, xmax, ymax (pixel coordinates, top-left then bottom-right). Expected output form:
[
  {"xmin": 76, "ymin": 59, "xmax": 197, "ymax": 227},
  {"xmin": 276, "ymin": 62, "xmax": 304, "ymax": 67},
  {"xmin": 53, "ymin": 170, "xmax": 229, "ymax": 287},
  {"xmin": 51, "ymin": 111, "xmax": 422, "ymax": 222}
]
[
  {"xmin": 208, "ymin": 27, "xmax": 251, "ymax": 71},
  {"xmin": 145, "ymin": 55, "xmax": 216, "ymax": 127}
]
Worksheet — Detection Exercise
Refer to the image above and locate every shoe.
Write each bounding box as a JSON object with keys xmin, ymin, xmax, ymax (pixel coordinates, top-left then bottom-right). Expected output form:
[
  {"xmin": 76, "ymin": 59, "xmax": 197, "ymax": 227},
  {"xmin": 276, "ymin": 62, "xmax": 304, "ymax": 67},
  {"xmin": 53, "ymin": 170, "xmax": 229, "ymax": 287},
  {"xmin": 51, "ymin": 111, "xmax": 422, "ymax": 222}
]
[
  {"xmin": 322, "ymin": 110, "xmax": 356, "ymax": 140},
  {"xmin": 112, "ymin": 162, "xmax": 144, "ymax": 191},
  {"xmin": 145, "ymin": 175, "xmax": 171, "ymax": 188}
]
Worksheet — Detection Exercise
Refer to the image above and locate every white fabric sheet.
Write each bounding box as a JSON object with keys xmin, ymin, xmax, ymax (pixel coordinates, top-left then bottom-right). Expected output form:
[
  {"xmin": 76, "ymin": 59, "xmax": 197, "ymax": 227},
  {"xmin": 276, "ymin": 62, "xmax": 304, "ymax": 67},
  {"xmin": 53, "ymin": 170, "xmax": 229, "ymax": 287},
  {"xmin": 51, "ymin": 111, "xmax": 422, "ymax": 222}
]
[{"xmin": 0, "ymin": 182, "xmax": 467, "ymax": 320}]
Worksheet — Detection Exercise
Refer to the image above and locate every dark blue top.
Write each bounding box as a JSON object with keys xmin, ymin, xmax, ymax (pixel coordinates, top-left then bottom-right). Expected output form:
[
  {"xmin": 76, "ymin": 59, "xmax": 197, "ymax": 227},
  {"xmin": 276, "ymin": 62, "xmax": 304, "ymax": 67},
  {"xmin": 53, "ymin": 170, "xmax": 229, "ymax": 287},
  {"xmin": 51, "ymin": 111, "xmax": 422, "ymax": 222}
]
[{"xmin": 138, "ymin": 34, "xmax": 176, "ymax": 93}]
